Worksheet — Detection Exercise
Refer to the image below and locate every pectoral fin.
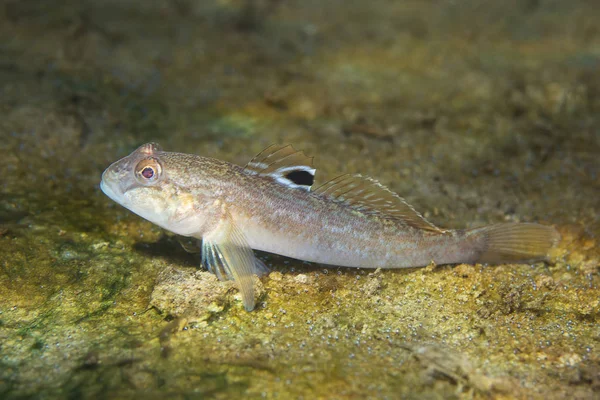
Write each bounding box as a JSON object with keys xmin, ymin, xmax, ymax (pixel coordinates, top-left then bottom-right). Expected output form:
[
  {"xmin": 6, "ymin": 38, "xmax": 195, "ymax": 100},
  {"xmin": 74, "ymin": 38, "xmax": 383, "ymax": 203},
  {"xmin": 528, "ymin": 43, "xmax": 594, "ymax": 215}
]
[{"xmin": 201, "ymin": 217, "xmax": 260, "ymax": 311}]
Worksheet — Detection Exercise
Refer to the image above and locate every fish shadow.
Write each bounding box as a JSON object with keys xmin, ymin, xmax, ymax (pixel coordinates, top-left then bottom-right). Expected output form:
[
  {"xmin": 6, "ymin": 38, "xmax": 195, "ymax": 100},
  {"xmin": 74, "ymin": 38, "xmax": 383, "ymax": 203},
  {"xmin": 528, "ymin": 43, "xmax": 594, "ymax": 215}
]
[
  {"xmin": 133, "ymin": 234, "xmax": 325, "ymax": 276},
  {"xmin": 133, "ymin": 234, "xmax": 199, "ymax": 268}
]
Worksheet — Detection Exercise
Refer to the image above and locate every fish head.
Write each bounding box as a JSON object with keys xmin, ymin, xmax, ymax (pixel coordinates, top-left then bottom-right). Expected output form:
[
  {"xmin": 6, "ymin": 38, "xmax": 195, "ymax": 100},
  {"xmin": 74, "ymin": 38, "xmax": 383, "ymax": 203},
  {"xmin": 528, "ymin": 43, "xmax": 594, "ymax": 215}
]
[{"xmin": 101, "ymin": 142, "xmax": 205, "ymax": 235}]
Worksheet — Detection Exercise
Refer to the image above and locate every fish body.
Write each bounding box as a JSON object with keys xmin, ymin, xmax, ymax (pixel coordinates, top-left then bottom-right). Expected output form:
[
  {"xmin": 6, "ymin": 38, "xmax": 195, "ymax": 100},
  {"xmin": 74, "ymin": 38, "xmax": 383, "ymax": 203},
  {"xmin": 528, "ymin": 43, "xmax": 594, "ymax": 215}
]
[{"xmin": 101, "ymin": 143, "xmax": 559, "ymax": 311}]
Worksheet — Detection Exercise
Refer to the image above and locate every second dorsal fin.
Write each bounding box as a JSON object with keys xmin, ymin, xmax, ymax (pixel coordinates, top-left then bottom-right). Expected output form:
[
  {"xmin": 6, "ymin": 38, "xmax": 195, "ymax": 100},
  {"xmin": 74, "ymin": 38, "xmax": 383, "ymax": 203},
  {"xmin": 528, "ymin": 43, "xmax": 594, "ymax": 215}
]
[
  {"xmin": 243, "ymin": 144, "xmax": 316, "ymax": 190},
  {"xmin": 313, "ymin": 174, "xmax": 445, "ymax": 233}
]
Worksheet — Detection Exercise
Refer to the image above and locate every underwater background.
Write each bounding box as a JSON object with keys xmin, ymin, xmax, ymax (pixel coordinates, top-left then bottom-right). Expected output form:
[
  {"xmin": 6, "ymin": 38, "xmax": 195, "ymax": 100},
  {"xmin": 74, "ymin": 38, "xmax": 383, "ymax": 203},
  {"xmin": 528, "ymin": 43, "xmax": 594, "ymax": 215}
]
[{"xmin": 1, "ymin": 0, "xmax": 599, "ymax": 398}]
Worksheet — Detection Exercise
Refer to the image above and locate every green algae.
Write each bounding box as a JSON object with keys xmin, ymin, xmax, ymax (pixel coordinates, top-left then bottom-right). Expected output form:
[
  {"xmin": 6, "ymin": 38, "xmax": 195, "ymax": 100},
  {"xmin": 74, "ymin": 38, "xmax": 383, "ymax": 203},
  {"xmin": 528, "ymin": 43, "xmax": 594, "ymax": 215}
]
[{"xmin": 1, "ymin": 0, "xmax": 599, "ymax": 399}]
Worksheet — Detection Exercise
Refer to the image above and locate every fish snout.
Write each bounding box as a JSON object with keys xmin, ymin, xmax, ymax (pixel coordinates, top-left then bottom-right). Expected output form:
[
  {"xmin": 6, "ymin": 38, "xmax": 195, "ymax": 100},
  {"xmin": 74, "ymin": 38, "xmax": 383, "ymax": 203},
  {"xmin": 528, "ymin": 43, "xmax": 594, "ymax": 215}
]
[
  {"xmin": 100, "ymin": 163, "xmax": 132, "ymax": 204},
  {"xmin": 100, "ymin": 168, "xmax": 119, "ymax": 197}
]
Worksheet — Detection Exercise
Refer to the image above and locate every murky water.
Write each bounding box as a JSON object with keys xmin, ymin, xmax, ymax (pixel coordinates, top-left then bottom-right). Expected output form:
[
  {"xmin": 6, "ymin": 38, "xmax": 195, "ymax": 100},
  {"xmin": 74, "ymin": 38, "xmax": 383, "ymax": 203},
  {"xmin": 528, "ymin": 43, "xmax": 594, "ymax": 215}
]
[{"xmin": 1, "ymin": 1, "xmax": 599, "ymax": 398}]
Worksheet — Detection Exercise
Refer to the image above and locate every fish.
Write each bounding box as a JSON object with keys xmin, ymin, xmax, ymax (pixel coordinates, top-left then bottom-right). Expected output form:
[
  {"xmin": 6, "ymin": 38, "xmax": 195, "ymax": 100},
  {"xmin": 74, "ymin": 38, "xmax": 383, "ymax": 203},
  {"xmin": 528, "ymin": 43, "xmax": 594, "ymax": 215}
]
[{"xmin": 100, "ymin": 143, "xmax": 560, "ymax": 311}]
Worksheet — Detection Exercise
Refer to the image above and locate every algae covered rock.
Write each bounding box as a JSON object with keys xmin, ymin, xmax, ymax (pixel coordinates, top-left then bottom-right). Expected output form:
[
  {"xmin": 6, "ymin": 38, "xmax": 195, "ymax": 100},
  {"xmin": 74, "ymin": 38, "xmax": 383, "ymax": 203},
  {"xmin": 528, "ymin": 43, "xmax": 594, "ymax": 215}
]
[{"xmin": 150, "ymin": 266, "xmax": 265, "ymax": 321}]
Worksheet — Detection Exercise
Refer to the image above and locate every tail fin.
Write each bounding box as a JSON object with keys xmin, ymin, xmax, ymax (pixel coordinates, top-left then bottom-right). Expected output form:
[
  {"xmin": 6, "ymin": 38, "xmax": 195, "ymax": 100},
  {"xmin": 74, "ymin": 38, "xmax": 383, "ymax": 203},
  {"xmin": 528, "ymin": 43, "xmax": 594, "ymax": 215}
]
[{"xmin": 466, "ymin": 223, "xmax": 560, "ymax": 264}]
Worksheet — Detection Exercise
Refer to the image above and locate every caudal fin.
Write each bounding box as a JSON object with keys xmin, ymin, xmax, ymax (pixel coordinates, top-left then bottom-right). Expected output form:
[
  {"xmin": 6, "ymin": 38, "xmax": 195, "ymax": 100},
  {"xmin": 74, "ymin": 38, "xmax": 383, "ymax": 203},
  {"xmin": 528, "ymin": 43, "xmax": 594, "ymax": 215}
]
[{"xmin": 467, "ymin": 223, "xmax": 560, "ymax": 264}]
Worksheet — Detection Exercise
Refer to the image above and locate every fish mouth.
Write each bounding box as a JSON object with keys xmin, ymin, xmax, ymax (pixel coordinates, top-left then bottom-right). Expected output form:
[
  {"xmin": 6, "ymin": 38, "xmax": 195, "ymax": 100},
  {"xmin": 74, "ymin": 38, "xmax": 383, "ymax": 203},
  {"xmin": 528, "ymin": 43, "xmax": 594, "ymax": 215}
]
[{"xmin": 100, "ymin": 170, "xmax": 124, "ymax": 204}]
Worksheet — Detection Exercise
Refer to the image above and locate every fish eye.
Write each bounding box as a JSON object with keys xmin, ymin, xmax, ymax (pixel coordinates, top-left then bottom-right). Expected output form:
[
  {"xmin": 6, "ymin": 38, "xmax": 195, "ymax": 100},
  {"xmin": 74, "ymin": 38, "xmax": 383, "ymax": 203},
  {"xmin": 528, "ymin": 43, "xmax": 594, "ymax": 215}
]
[
  {"xmin": 135, "ymin": 158, "xmax": 162, "ymax": 184},
  {"xmin": 141, "ymin": 166, "xmax": 154, "ymax": 179}
]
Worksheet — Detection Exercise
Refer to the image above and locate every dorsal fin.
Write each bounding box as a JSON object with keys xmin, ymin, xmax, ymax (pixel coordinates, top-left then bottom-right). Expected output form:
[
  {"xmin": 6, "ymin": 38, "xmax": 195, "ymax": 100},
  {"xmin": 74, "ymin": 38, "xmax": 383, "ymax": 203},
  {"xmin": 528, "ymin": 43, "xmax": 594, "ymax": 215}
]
[
  {"xmin": 244, "ymin": 144, "xmax": 316, "ymax": 190},
  {"xmin": 313, "ymin": 174, "xmax": 445, "ymax": 233}
]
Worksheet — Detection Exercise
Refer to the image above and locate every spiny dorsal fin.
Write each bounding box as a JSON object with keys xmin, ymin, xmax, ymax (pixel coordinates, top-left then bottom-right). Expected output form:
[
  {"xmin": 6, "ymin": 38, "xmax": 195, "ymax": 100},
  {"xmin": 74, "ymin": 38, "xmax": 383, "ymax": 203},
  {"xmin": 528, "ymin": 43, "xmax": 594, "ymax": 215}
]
[
  {"xmin": 313, "ymin": 174, "xmax": 445, "ymax": 233},
  {"xmin": 244, "ymin": 144, "xmax": 315, "ymax": 191}
]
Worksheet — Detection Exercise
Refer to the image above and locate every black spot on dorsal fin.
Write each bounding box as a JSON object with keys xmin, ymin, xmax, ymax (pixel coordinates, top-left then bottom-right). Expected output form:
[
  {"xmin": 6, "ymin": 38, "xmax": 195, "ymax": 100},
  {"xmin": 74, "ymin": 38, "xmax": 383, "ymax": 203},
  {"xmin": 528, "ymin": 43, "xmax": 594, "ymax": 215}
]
[
  {"xmin": 285, "ymin": 170, "xmax": 315, "ymax": 187},
  {"xmin": 243, "ymin": 144, "xmax": 316, "ymax": 191}
]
